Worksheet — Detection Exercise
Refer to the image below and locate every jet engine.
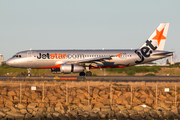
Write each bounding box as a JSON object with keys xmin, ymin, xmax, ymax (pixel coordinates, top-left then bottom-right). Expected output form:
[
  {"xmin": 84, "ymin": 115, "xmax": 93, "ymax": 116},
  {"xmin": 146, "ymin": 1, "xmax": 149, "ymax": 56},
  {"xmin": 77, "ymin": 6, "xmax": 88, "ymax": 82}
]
[
  {"xmin": 51, "ymin": 64, "xmax": 84, "ymax": 74},
  {"xmin": 60, "ymin": 64, "xmax": 84, "ymax": 73}
]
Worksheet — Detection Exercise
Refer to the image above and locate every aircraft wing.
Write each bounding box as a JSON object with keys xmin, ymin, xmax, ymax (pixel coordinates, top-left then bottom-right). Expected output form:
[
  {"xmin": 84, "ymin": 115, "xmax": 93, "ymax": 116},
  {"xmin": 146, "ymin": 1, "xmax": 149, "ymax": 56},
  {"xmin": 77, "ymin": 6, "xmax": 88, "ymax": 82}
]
[{"xmin": 66, "ymin": 55, "xmax": 115, "ymax": 64}]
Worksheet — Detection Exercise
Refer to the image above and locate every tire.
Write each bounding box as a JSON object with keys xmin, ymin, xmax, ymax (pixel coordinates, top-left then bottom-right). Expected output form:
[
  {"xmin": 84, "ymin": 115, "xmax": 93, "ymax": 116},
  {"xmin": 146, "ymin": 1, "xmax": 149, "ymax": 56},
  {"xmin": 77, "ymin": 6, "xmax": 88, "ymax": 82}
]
[
  {"xmin": 27, "ymin": 73, "xmax": 31, "ymax": 76},
  {"xmin": 79, "ymin": 72, "xmax": 85, "ymax": 76},
  {"xmin": 86, "ymin": 71, "xmax": 92, "ymax": 76}
]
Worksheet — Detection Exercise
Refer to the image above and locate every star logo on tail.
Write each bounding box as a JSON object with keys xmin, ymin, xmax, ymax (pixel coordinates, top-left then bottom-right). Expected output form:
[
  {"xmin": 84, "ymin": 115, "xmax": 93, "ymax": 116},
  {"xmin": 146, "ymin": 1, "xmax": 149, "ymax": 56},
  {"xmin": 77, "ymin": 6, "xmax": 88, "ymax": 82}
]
[{"xmin": 152, "ymin": 28, "xmax": 166, "ymax": 46}]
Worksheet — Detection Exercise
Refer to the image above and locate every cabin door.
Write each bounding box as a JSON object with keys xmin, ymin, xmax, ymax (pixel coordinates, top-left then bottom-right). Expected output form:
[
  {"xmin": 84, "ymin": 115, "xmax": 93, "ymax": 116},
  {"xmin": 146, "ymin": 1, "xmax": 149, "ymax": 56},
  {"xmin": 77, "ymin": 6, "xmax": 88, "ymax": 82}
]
[{"xmin": 27, "ymin": 52, "xmax": 33, "ymax": 62}]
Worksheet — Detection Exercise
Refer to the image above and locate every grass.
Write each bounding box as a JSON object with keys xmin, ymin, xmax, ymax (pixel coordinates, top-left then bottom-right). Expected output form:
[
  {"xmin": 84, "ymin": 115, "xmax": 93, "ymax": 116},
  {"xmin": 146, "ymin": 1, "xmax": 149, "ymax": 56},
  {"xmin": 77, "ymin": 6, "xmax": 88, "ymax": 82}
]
[
  {"xmin": 0, "ymin": 65, "xmax": 59, "ymax": 76},
  {"xmin": 145, "ymin": 73, "xmax": 156, "ymax": 76},
  {"xmin": 105, "ymin": 66, "xmax": 161, "ymax": 76},
  {"xmin": 0, "ymin": 65, "xmax": 27, "ymax": 76},
  {"xmin": 92, "ymin": 74, "xmax": 97, "ymax": 76},
  {"xmin": 169, "ymin": 65, "xmax": 180, "ymax": 68},
  {"xmin": 1, "ymin": 64, "xmax": 180, "ymax": 76}
]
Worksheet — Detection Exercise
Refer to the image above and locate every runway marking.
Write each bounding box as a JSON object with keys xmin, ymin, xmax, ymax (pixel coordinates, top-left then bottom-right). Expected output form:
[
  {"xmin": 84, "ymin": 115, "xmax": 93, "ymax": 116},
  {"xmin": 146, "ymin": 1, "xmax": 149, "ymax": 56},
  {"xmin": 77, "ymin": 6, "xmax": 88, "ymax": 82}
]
[
  {"xmin": 54, "ymin": 76, "xmax": 60, "ymax": 79},
  {"xmin": 60, "ymin": 77, "xmax": 77, "ymax": 79},
  {"xmin": 2, "ymin": 76, "xmax": 180, "ymax": 82}
]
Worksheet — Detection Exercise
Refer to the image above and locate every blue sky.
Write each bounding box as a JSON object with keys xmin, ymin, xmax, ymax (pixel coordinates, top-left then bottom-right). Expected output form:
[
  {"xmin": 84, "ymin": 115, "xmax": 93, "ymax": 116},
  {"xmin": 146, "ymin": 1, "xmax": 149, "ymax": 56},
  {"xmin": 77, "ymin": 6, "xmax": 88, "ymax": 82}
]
[{"xmin": 0, "ymin": 0, "xmax": 180, "ymax": 61}]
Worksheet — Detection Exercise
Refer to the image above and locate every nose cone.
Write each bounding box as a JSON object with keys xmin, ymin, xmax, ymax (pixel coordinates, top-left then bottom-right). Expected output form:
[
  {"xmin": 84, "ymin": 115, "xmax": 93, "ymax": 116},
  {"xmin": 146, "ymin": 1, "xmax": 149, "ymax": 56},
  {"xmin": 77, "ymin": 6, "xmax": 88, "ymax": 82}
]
[{"xmin": 6, "ymin": 59, "xmax": 14, "ymax": 66}]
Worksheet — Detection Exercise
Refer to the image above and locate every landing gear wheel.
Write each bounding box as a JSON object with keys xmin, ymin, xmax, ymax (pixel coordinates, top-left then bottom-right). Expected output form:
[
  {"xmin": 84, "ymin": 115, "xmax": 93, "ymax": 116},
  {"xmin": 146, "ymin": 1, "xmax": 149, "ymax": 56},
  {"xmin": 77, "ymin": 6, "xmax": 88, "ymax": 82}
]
[
  {"xmin": 86, "ymin": 71, "xmax": 92, "ymax": 76},
  {"xmin": 27, "ymin": 73, "xmax": 31, "ymax": 77},
  {"xmin": 79, "ymin": 72, "xmax": 85, "ymax": 76},
  {"xmin": 27, "ymin": 68, "xmax": 31, "ymax": 77}
]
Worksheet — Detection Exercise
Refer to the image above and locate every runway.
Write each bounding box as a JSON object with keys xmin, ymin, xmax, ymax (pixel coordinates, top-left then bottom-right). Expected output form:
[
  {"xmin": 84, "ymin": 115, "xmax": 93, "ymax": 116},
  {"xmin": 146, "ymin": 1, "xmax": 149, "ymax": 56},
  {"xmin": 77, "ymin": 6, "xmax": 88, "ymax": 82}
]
[{"xmin": 0, "ymin": 76, "xmax": 180, "ymax": 82}]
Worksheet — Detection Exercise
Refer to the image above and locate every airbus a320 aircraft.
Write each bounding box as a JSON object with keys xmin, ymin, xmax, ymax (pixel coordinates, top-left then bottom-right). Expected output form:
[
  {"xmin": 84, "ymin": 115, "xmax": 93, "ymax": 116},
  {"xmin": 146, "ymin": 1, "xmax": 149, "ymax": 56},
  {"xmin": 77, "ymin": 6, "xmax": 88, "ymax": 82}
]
[{"xmin": 6, "ymin": 23, "xmax": 172, "ymax": 76}]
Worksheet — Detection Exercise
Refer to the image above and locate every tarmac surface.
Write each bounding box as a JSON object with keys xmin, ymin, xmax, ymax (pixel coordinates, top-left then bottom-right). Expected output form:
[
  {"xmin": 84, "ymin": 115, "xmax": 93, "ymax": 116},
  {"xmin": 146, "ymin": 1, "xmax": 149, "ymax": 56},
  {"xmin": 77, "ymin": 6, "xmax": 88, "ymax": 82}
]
[{"xmin": 0, "ymin": 76, "xmax": 180, "ymax": 82}]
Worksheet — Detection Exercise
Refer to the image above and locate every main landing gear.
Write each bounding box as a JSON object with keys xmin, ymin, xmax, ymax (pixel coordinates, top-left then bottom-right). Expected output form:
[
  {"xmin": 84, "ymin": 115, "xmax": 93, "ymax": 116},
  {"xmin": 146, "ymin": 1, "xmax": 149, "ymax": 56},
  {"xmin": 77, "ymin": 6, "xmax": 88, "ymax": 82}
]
[
  {"xmin": 86, "ymin": 71, "xmax": 92, "ymax": 76},
  {"xmin": 79, "ymin": 72, "xmax": 85, "ymax": 76},
  {"xmin": 79, "ymin": 71, "xmax": 92, "ymax": 76}
]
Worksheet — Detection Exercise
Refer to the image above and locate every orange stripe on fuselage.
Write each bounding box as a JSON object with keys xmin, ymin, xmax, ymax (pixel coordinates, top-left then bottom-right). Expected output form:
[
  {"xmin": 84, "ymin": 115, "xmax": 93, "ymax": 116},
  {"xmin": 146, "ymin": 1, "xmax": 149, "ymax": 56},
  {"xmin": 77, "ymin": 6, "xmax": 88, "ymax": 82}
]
[{"xmin": 35, "ymin": 64, "xmax": 60, "ymax": 69}]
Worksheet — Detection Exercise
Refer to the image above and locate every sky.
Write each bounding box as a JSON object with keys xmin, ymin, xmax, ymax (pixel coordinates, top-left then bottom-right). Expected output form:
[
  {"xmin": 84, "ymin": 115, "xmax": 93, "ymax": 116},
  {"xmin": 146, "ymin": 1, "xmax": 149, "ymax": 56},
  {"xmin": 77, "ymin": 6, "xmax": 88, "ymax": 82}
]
[{"xmin": 0, "ymin": 0, "xmax": 180, "ymax": 61}]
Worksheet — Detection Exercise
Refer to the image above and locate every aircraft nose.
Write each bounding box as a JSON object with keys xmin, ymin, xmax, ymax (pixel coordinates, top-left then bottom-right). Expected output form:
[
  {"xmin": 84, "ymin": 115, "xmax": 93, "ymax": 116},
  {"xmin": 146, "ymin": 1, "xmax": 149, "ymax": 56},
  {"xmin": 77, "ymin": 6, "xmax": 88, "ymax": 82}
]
[{"xmin": 6, "ymin": 59, "xmax": 14, "ymax": 66}]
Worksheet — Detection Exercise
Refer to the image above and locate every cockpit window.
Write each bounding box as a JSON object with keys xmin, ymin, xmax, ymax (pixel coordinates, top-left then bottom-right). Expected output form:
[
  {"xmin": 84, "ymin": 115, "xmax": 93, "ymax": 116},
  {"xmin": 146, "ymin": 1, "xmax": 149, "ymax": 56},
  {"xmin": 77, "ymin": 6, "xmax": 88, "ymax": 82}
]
[
  {"xmin": 12, "ymin": 55, "xmax": 22, "ymax": 58},
  {"xmin": 12, "ymin": 55, "xmax": 16, "ymax": 58}
]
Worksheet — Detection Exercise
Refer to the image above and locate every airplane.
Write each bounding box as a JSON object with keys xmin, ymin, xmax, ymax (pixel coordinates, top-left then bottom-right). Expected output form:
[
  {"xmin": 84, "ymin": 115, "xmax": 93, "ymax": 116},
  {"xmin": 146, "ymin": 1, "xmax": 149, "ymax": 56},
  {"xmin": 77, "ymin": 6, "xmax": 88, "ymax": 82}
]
[{"xmin": 6, "ymin": 23, "xmax": 172, "ymax": 76}]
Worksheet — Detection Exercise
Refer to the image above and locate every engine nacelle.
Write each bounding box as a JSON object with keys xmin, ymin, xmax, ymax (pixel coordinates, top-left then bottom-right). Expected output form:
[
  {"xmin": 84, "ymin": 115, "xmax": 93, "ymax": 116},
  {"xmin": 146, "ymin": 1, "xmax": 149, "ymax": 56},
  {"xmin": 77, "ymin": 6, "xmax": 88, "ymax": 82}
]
[{"xmin": 60, "ymin": 64, "xmax": 84, "ymax": 73}]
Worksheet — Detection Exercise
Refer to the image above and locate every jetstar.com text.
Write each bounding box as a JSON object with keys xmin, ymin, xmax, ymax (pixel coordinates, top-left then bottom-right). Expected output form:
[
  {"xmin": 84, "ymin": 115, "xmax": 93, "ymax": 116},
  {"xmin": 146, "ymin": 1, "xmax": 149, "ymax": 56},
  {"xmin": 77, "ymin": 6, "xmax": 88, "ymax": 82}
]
[{"xmin": 37, "ymin": 53, "xmax": 84, "ymax": 59}]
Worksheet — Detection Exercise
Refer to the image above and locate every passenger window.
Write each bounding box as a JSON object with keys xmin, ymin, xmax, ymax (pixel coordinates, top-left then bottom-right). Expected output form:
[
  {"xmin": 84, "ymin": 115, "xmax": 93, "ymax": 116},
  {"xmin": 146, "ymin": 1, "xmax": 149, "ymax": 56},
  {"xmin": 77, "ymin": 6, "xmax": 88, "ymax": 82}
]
[
  {"xmin": 16, "ymin": 55, "xmax": 18, "ymax": 57},
  {"xmin": 19, "ymin": 55, "xmax": 21, "ymax": 58}
]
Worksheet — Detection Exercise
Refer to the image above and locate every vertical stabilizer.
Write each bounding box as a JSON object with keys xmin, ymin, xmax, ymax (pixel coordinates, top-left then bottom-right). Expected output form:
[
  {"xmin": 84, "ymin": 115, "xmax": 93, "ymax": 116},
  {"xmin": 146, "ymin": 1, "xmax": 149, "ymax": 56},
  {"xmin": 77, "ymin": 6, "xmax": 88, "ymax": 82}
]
[{"xmin": 140, "ymin": 23, "xmax": 169, "ymax": 51}]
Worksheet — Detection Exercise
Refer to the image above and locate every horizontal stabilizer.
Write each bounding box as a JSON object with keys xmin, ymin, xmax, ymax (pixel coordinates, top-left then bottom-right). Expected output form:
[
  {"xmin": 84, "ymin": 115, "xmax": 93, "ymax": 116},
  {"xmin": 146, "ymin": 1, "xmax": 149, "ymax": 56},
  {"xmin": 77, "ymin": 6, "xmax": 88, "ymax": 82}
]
[{"xmin": 152, "ymin": 51, "xmax": 173, "ymax": 56}]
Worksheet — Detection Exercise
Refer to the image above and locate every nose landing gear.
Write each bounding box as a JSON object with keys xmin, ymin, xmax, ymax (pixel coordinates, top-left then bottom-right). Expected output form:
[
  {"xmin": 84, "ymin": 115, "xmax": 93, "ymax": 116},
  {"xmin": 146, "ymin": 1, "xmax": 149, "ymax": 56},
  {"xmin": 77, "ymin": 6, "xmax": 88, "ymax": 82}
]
[{"xmin": 27, "ymin": 68, "xmax": 31, "ymax": 76}]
